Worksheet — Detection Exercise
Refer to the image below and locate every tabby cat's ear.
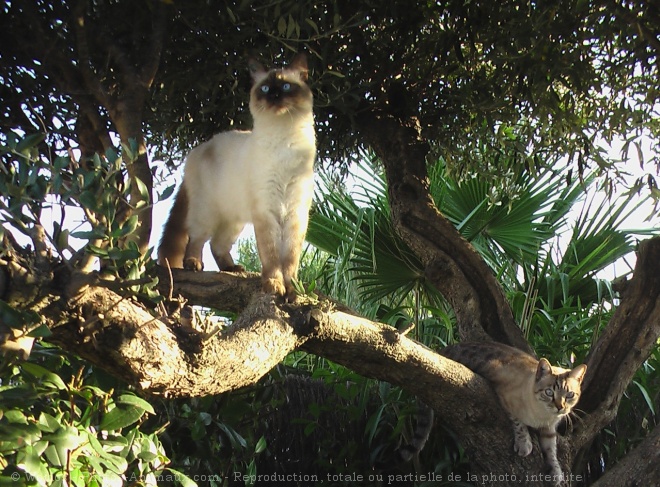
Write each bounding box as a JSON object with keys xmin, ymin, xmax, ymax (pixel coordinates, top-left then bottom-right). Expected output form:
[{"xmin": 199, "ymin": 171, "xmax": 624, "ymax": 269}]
[
  {"xmin": 248, "ymin": 58, "xmax": 268, "ymax": 84},
  {"xmin": 288, "ymin": 53, "xmax": 309, "ymax": 81},
  {"xmin": 570, "ymin": 364, "xmax": 587, "ymax": 383},
  {"xmin": 536, "ymin": 358, "xmax": 553, "ymax": 380}
]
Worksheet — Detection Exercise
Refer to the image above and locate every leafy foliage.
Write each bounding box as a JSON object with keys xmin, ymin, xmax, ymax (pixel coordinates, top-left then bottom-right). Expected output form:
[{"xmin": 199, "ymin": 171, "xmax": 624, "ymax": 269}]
[
  {"xmin": 0, "ymin": 346, "xmax": 177, "ymax": 487},
  {"xmin": 306, "ymin": 154, "xmax": 658, "ymax": 480},
  {"xmin": 0, "ymin": 131, "xmax": 158, "ymax": 298},
  {"xmin": 1, "ymin": 0, "xmax": 659, "ymax": 485}
]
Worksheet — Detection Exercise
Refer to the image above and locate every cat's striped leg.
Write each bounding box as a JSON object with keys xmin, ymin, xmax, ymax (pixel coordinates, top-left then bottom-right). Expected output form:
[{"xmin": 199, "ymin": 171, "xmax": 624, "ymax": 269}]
[
  {"xmin": 511, "ymin": 418, "xmax": 533, "ymax": 457},
  {"xmin": 539, "ymin": 426, "xmax": 563, "ymax": 486}
]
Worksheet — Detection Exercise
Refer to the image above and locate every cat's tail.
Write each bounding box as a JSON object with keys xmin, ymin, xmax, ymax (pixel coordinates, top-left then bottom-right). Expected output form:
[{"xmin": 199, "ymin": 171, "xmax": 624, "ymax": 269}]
[
  {"xmin": 157, "ymin": 185, "xmax": 189, "ymax": 269},
  {"xmin": 397, "ymin": 401, "xmax": 434, "ymax": 462}
]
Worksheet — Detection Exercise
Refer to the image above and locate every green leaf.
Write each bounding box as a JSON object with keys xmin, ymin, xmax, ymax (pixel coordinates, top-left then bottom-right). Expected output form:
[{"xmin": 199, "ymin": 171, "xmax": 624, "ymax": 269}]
[
  {"xmin": 27, "ymin": 324, "xmax": 52, "ymax": 338},
  {"xmin": 43, "ymin": 443, "xmax": 64, "ymax": 467},
  {"xmin": 71, "ymin": 228, "xmax": 106, "ymax": 240},
  {"xmin": 132, "ymin": 176, "xmax": 151, "ymax": 203},
  {"xmin": 165, "ymin": 468, "xmax": 197, "ymax": 487},
  {"xmin": 3, "ymin": 409, "xmax": 28, "ymax": 424},
  {"xmin": 19, "ymin": 445, "xmax": 51, "ymax": 485},
  {"xmin": 116, "ymin": 394, "xmax": 155, "ymax": 415},
  {"xmin": 21, "ymin": 363, "xmax": 67, "ymax": 390},
  {"xmin": 78, "ymin": 190, "xmax": 99, "ymax": 210},
  {"xmin": 43, "ymin": 426, "xmax": 83, "ymax": 450},
  {"xmin": 99, "ymin": 406, "xmax": 146, "ymax": 431},
  {"xmin": 0, "ymin": 301, "xmax": 39, "ymax": 328},
  {"xmin": 305, "ymin": 18, "xmax": 319, "ymax": 35},
  {"xmin": 158, "ymin": 184, "xmax": 176, "ymax": 202},
  {"xmin": 277, "ymin": 16, "xmax": 287, "ymax": 35},
  {"xmin": 254, "ymin": 435, "xmax": 267, "ymax": 454},
  {"xmin": 633, "ymin": 380, "xmax": 656, "ymax": 416},
  {"xmin": 37, "ymin": 412, "xmax": 62, "ymax": 433},
  {"xmin": 15, "ymin": 133, "xmax": 46, "ymax": 153},
  {"xmin": 87, "ymin": 244, "xmax": 109, "ymax": 258}
]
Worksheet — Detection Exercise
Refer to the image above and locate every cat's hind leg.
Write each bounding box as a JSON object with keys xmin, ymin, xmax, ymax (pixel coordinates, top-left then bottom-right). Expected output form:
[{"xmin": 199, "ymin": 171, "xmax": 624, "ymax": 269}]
[
  {"xmin": 210, "ymin": 223, "xmax": 245, "ymax": 272},
  {"xmin": 183, "ymin": 230, "xmax": 207, "ymax": 271}
]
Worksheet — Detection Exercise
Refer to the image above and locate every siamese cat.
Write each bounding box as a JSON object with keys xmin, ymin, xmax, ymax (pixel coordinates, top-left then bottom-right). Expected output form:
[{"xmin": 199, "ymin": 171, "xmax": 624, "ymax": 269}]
[
  {"xmin": 158, "ymin": 54, "xmax": 316, "ymax": 301},
  {"xmin": 442, "ymin": 342, "xmax": 587, "ymax": 485}
]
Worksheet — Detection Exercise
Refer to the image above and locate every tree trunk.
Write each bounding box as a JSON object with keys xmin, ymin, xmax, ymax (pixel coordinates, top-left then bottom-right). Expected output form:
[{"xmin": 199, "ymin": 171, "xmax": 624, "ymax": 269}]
[{"xmin": 356, "ymin": 109, "xmax": 531, "ymax": 353}]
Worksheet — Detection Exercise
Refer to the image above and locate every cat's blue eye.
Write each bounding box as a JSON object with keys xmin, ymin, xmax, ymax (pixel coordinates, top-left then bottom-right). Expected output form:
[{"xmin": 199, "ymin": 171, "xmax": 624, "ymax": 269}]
[
  {"xmin": 260, "ymin": 85, "xmax": 270, "ymax": 93},
  {"xmin": 282, "ymin": 83, "xmax": 291, "ymax": 91},
  {"xmin": 566, "ymin": 391, "xmax": 575, "ymax": 399},
  {"xmin": 545, "ymin": 388, "xmax": 554, "ymax": 397}
]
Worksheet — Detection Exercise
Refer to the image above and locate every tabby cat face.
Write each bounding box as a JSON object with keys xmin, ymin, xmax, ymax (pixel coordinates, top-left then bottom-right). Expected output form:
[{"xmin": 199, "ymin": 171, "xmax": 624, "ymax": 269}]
[
  {"xmin": 534, "ymin": 359, "xmax": 587, "ymax": 416},
  {"xmin": 248, "ymin": 54, "xmax": 313, "ymax": 116}
]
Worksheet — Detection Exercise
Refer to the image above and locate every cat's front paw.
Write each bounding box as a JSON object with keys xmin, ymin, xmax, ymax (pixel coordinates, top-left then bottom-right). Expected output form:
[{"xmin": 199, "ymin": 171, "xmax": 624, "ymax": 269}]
[
  {"xmin": 545, "ymin": 465, "xmax": 564, "ymax": 486},
  {"xmin": 514, "ymin": 435, "xmax": 533, "ymax": 457},
  {"xmin": 262, "ymin": 277, "xmax": 286, "ymax": 298},
  {"xmin": 183, "ymin": 257, "xmax": 203, "ymax": 271}
]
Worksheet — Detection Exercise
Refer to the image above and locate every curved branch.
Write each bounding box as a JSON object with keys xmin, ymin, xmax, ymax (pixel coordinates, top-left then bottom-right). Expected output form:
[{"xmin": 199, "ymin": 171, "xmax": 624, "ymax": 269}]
[
  {"xmin": 356, "ymin": 109, "xmax": 531, "ymax": 354},
  {"xmin": 2, "ymin": 253, "xmax": 543, "ymax": 484},
  {"xmin": 574, "ymin": 237, "xmax": 660, "ymax": 449}
]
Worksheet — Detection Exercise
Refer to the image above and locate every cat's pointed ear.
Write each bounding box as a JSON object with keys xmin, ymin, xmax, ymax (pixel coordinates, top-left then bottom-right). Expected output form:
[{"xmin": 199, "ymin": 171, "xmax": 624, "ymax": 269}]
[
  {"xmin": 248, "ymin": 58, "xmax": 268, "ymax": 84},
  {"xmin": 570, "ymin": 364, "xmax": 587, "ymax": 384},
  {"xmin": 288, "ymin": 53, "xmax": 309, "ymax": 81},
  {"xmin": 536, "ymin": 358, "xmax": 553, "ymax": 380}
]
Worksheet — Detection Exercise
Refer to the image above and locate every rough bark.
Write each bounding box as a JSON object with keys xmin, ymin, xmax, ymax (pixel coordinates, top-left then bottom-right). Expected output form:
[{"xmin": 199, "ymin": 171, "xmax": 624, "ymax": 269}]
[
  {"xmin": 3, "ymin": 229, "xmax": 660, "ymax": 485},
  {"xmin": 356, "ymin": 110, "xmax": 532, "ymax": 354},
  {"xmin": 572, "ymin": 238, "xmax": 660, "ymax": 453},
  {"xmin": 1, "ymin": 248, "xmax": 548, "ymax": 485}
]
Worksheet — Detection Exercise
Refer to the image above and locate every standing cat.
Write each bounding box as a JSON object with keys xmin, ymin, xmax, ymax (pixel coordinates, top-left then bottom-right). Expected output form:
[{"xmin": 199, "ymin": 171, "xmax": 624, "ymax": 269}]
[
  {"xmin": 158, "ymin": 54, "xmax": 316, "ymax": 301},
  {"xmin": 442, "ymin": 342, "xmax": 587, "ymax": 485}
]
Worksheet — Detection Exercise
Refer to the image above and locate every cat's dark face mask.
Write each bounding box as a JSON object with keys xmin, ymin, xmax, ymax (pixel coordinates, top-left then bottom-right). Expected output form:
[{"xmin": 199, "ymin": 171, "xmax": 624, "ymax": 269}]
[{"xmin": 248, "ymin": 55, "xmax": 313, "ymax": 116}]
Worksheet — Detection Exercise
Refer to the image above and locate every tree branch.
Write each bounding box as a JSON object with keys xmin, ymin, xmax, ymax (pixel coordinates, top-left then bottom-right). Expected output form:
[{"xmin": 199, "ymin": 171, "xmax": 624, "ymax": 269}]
[
  {"xmin": 589, "ymin": 424, "xmax": 660, "ymax": 487},
  {"xmin": 356, "ymin": 109, "xmax": 532, "ymax": 354},
  {"xmin": 70, "ymin": 0, "xmax": 112, "ymax": 110},
  {"xmin": 138, "ymin": 2, "xmax": 167, "ymax": 88},
  {"xmin": 574, "ymin": 238, "xmax": 660, "ymax": 450},
  {"xmin": 1, "ymin": 251, "xmax": 544, "ymax": 484}
]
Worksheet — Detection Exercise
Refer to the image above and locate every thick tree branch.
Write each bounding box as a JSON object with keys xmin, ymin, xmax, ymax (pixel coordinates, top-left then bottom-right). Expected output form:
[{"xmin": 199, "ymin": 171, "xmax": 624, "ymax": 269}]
[
  {"xmin": 4, "ymin": 226, "xmax": 659, "ymax": 486},
  {"xmin": 71, "ymin": 0, "xmax": 112, "ymax": 110},
  {"xmin": 589, "ymin": 424, "xmax": 660, "ymax": 487},
  {"xmin": 138, "ymin": 2, "xmax": 167, "ymax": 87},
  {"xmin": 356, "ymin": 109, "xmax": 532, "ymax": 354},
  {"xmin": 1, "ymin": 251, "xmax": 548, "ymax": 485},
  {"xmin": 155, "ymin": 266, "xmax": 262, "ymax": 312},
  {"xmin": 573, "ymin": 238, "xmax": 660, "ymax": 450}
]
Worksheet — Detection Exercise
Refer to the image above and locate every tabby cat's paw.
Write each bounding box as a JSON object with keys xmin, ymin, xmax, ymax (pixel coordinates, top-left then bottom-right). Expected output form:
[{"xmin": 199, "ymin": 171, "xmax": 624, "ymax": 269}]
[
  {"xmin": 546, "ymin": 466, "xmax": 563, "ymax": 486},
  {"xmin": 514, "ymin": 436, "xmax": 533, "ymax": 457},
  {"xmin": 183, "ymin": 257, "xmax": 203, "ymax": 271}
]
